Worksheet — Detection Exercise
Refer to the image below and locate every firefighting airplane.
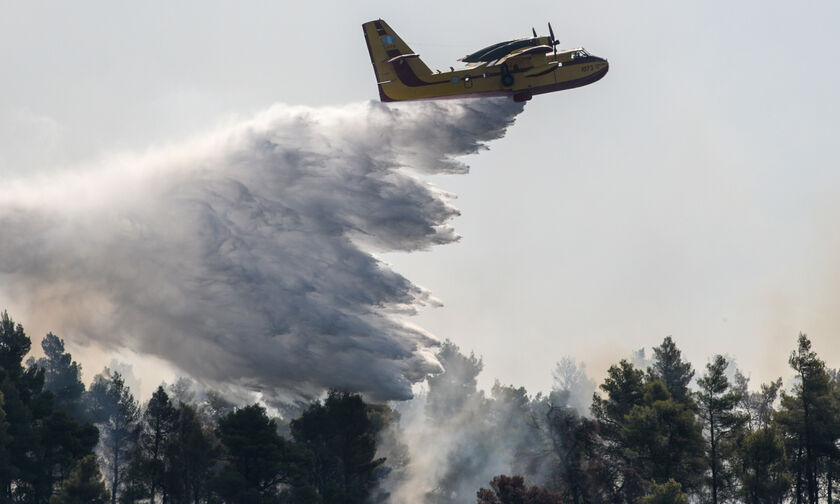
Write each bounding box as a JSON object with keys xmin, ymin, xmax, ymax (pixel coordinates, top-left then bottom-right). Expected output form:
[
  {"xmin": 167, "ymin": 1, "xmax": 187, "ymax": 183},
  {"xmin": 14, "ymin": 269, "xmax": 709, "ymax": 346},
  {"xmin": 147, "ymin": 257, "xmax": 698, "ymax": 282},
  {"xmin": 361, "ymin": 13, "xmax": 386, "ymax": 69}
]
[{"xmin": 362, "ymin": 19, "xmax": 608, "ymax": 103}]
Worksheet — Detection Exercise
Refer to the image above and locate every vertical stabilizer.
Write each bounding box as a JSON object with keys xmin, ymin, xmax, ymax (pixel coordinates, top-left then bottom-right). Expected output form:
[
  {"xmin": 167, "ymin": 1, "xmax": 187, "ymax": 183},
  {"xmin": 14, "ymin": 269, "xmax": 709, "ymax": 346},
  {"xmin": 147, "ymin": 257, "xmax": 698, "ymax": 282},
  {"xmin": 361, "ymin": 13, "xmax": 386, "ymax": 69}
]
[{"xmin": 362, "ymin": 19, "xmax": 434, "ymax": 101}]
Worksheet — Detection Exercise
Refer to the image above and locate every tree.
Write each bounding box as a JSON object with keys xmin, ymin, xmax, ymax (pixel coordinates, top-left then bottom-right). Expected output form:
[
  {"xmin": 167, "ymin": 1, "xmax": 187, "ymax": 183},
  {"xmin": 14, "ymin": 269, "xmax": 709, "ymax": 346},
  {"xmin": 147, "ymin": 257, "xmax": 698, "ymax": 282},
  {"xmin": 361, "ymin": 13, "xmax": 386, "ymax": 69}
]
[
  {"xmin": 696, "ymin": 355, "xmax": 746, "ymax": 504},
  {"xmin": 423, "ymin": 341, "xmax": 497, "ymax": 504},
  {"xmin": 544, "ymin": 399, "xmax": 601, "ymax": 504},
  {"xmin": 291, "ymin": 391, "xmax": 387, "ymax": 503},
  {"xmin": 164, "ymin": 403, "xmax": 215, "ymax": 504},
  {"xmin": 591, "ymin": 359, "xmax": 648, "ymax": 503},
  {"xmin": 0, "ymin": 311, "xmax": 98, "ymax": 502},
  {"xmin": 214, "ymin": 404, "xmax": 311, "ymax": 504},
  {"xmin": 649, "ymin": 337, "xmax": 694, "ymax": 405},
  {"xmin": 199, "ymin": 390, "xmax": 235, "ymax": 427},
  {"xmin": 136, "ymin": 386, "xmax": 178, "ymax": 503},
  {"xmin": 776, "ymin": 334, "xmax": 840, "ymax": 504},
  {"xmin": 623, "ymin": 380, "xmax": 705, "ymax": 494},
  {"xmin": 0, "ymin": 390, "xmax": 9, "ymax": 497},
  {"xmin": 365, "ymin": 402, "xmax": 409, "ymax": 504},
  {"xmin": 37, "ymin": 408, "xmax": 100, "ymax": 497},
  {"xmin": 733, "ymin": 371, "xmax": 782, "ymax": 433},
  {"xmin": 639, "ymin": 479, "xmax": 687, "ymax": 504},
  {"xmin": 0, "ymin": 310, "xmax": 30, "ymax": 379},
  {"xmin": 736, "ymin": 427, "xmax": 790, "ymax": 504},
  {"xmin": 591, "ymin": 359, "xmax": 646, "ymax": 441},
  {"xmin": 0, "ymin": 311, "xmax": 38, "ymax": 500},
  {"xmin": 87, "ymin": 369, "xmax": 140, "ymax": 504},
  {"xmin": 50, "ymin": 454, "xmax": 111, "ymax": 504},
  {"xmin": 426, "ymin": 340, "xmax": 484, "ymax": 422},
  {"xmin": 552, "ymin": 357, "xmax": 596, "ymax": 415},
  {"xmin": 24, "ymin": 332, "xmax": 99, "ymax": 499},
  {"xmin": 476, "ymin": 475, "xmax": 563, "ymax": 504},
  {"xmin": 489, "ymin": 383, "xmax": 545, "ymax": 482},
  {"xmin": 30, "ymin": 332, "xmax": 86, "ymax": 419}
]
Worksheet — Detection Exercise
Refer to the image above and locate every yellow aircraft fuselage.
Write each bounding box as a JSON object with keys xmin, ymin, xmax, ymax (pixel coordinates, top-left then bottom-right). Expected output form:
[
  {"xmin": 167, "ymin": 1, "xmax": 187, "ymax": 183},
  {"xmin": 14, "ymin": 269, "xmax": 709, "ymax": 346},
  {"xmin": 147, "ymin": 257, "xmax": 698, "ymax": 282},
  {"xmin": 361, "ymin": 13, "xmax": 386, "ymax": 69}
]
[{"xmin": 363, "ymin": 19, "xmax": 608, "ymax": 103}]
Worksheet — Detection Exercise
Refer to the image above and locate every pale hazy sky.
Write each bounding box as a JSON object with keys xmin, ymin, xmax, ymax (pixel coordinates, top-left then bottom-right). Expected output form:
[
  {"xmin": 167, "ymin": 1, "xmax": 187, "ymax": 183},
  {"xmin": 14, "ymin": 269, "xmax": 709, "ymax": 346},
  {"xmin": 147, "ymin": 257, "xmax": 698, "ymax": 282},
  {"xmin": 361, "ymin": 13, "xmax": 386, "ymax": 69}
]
[{"xmin": 2, "ymin": 0, "xmax": 839, "ymax": 397}]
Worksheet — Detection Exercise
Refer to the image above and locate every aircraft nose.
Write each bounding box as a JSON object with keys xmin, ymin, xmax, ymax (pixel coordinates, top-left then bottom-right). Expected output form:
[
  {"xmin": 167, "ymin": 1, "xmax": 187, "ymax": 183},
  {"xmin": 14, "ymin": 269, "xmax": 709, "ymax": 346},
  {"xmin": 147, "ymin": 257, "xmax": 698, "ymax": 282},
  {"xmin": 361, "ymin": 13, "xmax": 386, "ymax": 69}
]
[{"xmin": 596, "ymin": 56, "xmax": 609, "ymax": 75}]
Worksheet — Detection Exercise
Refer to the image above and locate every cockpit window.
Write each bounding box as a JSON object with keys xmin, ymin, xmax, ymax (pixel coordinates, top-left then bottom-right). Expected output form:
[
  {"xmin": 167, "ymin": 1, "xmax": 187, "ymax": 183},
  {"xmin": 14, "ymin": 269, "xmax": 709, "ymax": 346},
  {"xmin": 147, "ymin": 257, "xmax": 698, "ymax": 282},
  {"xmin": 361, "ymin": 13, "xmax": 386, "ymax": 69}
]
[{"xmin": 570, "ymin": 50, "xmax": 590, "ymax": 60}]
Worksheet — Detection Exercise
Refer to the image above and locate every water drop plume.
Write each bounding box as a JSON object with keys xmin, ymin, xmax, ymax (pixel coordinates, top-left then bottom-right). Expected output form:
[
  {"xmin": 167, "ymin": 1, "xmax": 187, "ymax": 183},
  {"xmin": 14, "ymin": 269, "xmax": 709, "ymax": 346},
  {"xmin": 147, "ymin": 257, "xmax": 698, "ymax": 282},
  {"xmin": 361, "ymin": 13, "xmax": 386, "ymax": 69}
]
[{"xmin": 0, "ymin": 99, "xmax": 524, "ymax": 402}]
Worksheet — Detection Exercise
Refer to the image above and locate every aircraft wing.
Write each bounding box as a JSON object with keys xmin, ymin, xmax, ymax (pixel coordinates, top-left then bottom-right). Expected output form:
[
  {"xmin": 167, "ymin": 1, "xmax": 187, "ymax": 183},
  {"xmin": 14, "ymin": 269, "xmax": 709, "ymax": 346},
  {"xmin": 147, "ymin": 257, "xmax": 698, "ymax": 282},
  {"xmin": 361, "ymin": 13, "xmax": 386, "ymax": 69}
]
[{"xmin": 493, "ymin": 45, "xmax": 553, "ymax": 66}]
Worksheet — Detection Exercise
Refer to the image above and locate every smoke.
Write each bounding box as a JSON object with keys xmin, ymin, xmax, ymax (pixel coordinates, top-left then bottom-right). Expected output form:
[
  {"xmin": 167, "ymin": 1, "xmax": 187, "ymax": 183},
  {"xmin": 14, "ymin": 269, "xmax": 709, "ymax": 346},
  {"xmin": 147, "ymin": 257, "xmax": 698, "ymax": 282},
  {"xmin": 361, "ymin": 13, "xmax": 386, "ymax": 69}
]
[
  {"xmin": 0, "ymin": 98, "xmax": 524, "ymax": 402},
  {"xmin": 378, "ymin": 342, "xmax": 599, "ymax": 503},
  {"xmin": 552, "ymin": 357, "xmax": 596, "ymax": 415}
]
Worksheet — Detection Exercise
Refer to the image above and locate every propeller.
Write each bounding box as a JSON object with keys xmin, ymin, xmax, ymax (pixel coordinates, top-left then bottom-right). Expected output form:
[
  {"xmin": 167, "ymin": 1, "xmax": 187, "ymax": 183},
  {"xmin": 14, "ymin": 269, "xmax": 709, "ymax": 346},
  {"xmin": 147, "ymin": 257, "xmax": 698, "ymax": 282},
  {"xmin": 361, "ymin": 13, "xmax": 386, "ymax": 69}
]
[
  {"xmin": 548, "ymin": 22, "xmax": 559, "ymax": 58},
  {"xmin": 532, "ymin": 27, "xmax": 537, "ymax": 38}
]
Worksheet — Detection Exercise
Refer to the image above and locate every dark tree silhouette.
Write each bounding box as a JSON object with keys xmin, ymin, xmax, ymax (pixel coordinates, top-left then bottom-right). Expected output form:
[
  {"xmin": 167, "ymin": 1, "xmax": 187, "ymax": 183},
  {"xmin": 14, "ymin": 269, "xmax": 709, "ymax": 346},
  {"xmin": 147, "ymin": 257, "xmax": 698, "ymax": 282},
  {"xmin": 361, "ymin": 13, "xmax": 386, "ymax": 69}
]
[
  {"xmin": 426, "ymin": 340, "xmax": 484, "ymax": 422},
  {"xmin": 649, "ymin": 337, "xmax": 695, "ymax": 405},
  {"xmin": 543, "ymin": 394, "xmax": 604, "ymax": 504},
  {"xmin": 50, "ymin": 454, "xmax": 111, "ymax": 504},
  {"xmin": 639, "ymin": 479, "xmax": 687, "ymax": 504},
  {"xmin": 476, "ymin": 475, "xmax": 563, "ymax": 504},
  {"xmin": 591, "ymin": 359, "xmax": 646, "ymax": 440},
  {"xmin": 0, "ymin": 311, "xmax": 98, "ymax": 502},
  {"xmin": 30, "ymin": 332, "xmax": 85, "ymax": 420},
  {"xmin": 776, "ymin": 334, "xmax": 840, "ymax": 504},
  {"xmin": 591, "ymin": 359, "xmax": 647, "ymax": 503},
  {"xmin": 136, "ymin": 386, "xmax": 178, "ymax": 503},
  {"xmin": 87, "ymin": 369, "xmax": 140, "ymax": 504},
  {"xmin": 696, "ymin": 355, "xmax": 746, "ymax": 504},
  {"xmin": 9, "ymin": 307, "xmax": 840, "ymax": 504},
  {"xmin": 164, "ymin": 403, "xmax": 215, "ymax": 504},
  {"xmin": 291, "ymin": 390, "xmax": 386, "ymax": 503},
  {"xmin": 214, "ymin": 403, "xmax": 311, "ymax": 503},
  {"xmin": 735, "ymin": 427, "xmax": 790, "ymax": 504},
  {"xmin": 733, "ymin": 371, "xmax": 782, "ymax": 433},
  {"xmin": 622, "ymin": 380, "xmax": 705, "ymax": 493}
]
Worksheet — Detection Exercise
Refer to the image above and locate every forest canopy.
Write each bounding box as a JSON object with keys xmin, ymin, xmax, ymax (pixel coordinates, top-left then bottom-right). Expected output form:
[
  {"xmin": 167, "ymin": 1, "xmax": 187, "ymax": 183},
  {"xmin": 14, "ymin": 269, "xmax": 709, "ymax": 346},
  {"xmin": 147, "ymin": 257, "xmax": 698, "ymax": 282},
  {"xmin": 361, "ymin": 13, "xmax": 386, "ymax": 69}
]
[{"xmin": 1, "ymin": 310, "xmax": 839, "ymax": 504}]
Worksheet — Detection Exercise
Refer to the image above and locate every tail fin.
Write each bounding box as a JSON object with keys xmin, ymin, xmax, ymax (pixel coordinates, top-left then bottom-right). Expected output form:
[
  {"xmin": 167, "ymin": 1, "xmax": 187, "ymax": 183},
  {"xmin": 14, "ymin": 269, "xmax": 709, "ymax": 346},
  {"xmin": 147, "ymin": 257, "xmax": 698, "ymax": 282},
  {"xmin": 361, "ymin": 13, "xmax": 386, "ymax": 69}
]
[{"xmin": 362, "ymin": 19, "xmax": 433, "ymax": 101}]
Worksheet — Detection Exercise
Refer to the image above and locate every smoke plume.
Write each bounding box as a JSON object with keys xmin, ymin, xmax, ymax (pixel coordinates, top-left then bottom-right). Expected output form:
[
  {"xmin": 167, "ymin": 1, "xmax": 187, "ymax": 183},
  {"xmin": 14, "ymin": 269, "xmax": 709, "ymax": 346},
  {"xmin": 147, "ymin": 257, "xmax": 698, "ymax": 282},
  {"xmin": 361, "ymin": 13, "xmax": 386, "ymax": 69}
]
[
  {"xmin": 381, "ymin": 344, "xmax": 598, "ymax": 503},
  {"xmin": 0, "ymin": 99, "xmax": 524, "ymax": 402}
]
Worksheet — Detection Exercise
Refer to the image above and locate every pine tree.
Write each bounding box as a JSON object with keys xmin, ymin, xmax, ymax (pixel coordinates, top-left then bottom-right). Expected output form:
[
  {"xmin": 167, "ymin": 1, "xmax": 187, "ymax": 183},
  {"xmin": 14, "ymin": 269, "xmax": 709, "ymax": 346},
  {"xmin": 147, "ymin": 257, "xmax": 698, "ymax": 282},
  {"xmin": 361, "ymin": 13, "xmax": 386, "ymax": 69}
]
[
  {"xmin": 649, "ymin": 336, "xmax": 694, "ymax": 405},
  {"xmin": 736, "ymin": 427, "xmax": 790, "ymax": 504},
  {"xmin": 31, "ymin": 332, "xmax": 86, "ymax": 420},
  {"xmin": 0, "ymin": 390, "xmax": 9, "ymax": 496},
  {"xmin": 776, "ymin": 334, "xmax": 840, "ymax": 504},
  {"xmin": 426, "ymin": 340, "xmax": 484, "ymax": 422},
  {"xmin": 291, "ymin": 391, "xmax": 387, "ymax": 503},
  {"xmin": 591, "ymin": 359, "xmax": 646, "ymax": 440},
  {"xmin": 0, "ymin": 311, "xmax": 30, "ymax": 378},
  {"xmin": 639, "ymin": 479, "xmax": 688, "ymax": 504},
  {"xmin": 476, "ymin": 475, "xmax": 564, "ymax": 504},
  {"xmin": 696, "ymin": 355, "xmax": 746, "ymax": 504},
  {"xmin": 591, "ymin": 359, "xmax": 648, "ymax": 503},
  {"xmin": 87, "ymin": 369, "xmax": 140, "ymax": 504},
  {"xmin": 214, "ymin": 403, "xmax": 310, "ymax": 503},
  {"xmin": 733, "ymin": 371, "xmax": 782, "ymax": 432},
  {"xmin": 137, "ymin": 386, "xmax": 178, "ymax": 503},
  {"xmin": 423, "ymin": 341, "xmax": 496, "ymax": 504},
  {"xmin": 623, "ymin": 380, "xmax": 705, "ymax": 494},
  {"xmin": 164, "ymin": 403, "xmax": 215, "ymax": 504},
  {"xmin": 544, "ymin": 399, "xmax": 600, "ymax": 504},
  {"xmin": 0, "ymin": 311, "xmax": 98, "ymax": 502},
  {"xmin": 38, "ymin": 408, "xmax": 100, "ymax": 496},
  {"xmin": 552, "ymin": 357, "xmax": 596, "ymax": 415},
  {"xmin": 50, "ymin": 454, "xmax": 111, "ymax": 504}
]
